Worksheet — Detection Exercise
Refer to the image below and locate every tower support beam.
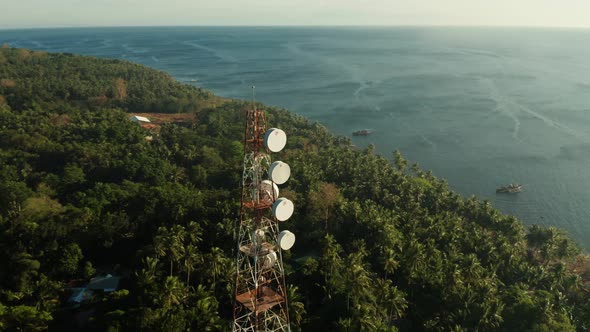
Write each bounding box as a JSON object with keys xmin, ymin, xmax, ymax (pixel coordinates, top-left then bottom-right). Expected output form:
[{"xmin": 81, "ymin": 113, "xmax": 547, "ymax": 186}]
[{"xmin": 233, "ymin": 108, "xmax": 291, "ymax": 332}]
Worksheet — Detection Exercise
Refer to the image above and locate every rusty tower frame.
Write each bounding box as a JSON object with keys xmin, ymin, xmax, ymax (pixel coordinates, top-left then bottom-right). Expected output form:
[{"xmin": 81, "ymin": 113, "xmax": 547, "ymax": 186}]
[{"xmin": 233, "ymin": 106, "xmax": 291, "ymax": 332}]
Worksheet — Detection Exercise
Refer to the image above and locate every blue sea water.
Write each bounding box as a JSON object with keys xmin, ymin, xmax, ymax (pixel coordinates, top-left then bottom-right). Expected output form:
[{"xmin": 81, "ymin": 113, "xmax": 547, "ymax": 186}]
[{"xmin": 2, "ymin": 26, "xmax": 590, "ymax": 248}]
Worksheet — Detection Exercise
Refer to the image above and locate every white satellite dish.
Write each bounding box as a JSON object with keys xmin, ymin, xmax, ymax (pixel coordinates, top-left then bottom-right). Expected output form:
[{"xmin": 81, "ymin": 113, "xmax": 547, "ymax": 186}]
[
  {"xmin": 278, "ymin": 230, "xmax": 296, "ymax": 250},
  {"xmin": 260, "ymin": 180, "xmax": 279, "ymax": 203},
  {"xmin": 262, "ymin": 251, "xmax": 277, "ymax": 269},
  {"xmin": 269, "ymin": 161, "xmax": 291, "ymax": 185},
  {"xmin": 272, "ymin": 198, "xmax": 294, "ymax": 221},
  {"xmin": 252, "ymin": 229, "xmax": 265, "ymax": 243},
  {"xmin": 264, "ymin": 128, "xmax": 287, "ymax": 152}
]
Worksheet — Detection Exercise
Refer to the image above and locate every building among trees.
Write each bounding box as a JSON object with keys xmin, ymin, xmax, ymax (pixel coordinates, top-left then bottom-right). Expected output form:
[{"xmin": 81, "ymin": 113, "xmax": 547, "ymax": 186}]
[{"xmin": 129, "ymin": 115, "xmax": 151, "ymax": 123}]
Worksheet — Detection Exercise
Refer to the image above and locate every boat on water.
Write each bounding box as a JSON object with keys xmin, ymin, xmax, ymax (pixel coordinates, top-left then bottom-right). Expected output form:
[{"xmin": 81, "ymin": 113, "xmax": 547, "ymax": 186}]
[
  {"xmin": 352, "ymin": 129, "xmax": 372, "ymax": 136},
  {"xmin": 496, "ymin": 183, "xmax": 523, "ymax": 193}
]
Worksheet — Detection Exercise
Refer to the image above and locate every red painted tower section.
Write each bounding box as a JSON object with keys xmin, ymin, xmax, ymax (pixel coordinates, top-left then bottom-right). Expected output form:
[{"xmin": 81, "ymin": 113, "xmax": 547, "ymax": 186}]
[{"xmin": 233, "ymin": 106, "xmax": 293, "ymax": 332}]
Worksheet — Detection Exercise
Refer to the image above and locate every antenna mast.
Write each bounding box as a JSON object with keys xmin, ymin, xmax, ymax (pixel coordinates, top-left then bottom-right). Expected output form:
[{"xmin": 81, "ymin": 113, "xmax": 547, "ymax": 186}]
[
  {"xmin": 233, "ymin": 90, "xmax": 295, "ymax": 331},
  {"xmin": 252, "ymin": 85, "xmax": 256, "ymax": 110}
]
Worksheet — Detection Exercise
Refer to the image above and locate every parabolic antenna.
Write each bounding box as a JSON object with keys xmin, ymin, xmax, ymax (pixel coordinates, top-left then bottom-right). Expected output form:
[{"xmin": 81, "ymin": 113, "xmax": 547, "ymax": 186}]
[
  {"xmin": 252, "ymin": 229, "xmax": 265, "ymax": 244},
  {"xmin": 278, "ymin": 230, "xmax": 296, "ymax": 250},
  {"xmin": 269, "ymin": 161, "xmax": 291, "ymax": 185},
  {"xmin": 262, "ymin": 251, "xmax": 277, "ymax": 270},
  {"xmin": 260, "ymin": 180, "xmax": 279, "ymax": 203},
  {"xmin": 272, "ymin": 197, "xmax": 294, "ymax": 221},
  {"xmin": 264, "ymin": 128, "xmax": 287, "ymax": 152}
]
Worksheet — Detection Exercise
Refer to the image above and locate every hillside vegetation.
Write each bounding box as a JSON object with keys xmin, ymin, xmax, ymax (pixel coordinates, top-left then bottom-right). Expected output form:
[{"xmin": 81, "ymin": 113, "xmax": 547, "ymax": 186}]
[{"xmin": 1, "ymin": 47, "xmax": 589, "ymax": 331}]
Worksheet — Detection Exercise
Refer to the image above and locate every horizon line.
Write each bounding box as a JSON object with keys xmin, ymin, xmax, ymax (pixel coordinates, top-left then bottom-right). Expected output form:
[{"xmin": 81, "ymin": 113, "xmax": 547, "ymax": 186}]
[{"xmin": 2, "ymin": 24, "xmax": 590, "ymax": 31}]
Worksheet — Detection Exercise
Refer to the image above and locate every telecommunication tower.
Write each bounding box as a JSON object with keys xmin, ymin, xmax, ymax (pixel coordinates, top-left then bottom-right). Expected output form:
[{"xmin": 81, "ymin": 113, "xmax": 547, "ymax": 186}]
[{"xmin": 233, "ymin": 88, "xmax": 295, "ymax": 331}]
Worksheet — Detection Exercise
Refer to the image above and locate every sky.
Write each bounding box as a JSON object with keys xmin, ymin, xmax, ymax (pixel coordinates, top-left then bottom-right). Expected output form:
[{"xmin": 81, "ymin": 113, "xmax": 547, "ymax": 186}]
[{"xmin": 1, "ymin": 0, "xmax": 590, "ymax": 29}]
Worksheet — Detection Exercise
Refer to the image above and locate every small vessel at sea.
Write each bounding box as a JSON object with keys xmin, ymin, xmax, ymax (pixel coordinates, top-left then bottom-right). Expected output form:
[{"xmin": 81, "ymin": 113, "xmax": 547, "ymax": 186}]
[
  {"xmin": 353, "ymin": 129, "xmax": 372, "ymax": 136},
  {"xmin": 496, "ymin": 183, "xmax": 523, "ymax": 193}
]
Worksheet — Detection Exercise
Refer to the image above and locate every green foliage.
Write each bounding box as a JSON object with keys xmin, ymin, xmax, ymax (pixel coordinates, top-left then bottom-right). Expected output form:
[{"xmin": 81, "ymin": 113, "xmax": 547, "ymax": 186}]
[
  {"xmin": 1, "ymin": 304, "xmax": 52, "ymax": 331},
  {"xmin": 58, "ymin": 243, "xmax": 83, "ymax": 276},
  {"xmin": 0, "ymin": 47, "xmax": 212, "ymax": 113},
  {"xmin": 0, "ymin": 47, "xmax": 588, "ymax": 331}
]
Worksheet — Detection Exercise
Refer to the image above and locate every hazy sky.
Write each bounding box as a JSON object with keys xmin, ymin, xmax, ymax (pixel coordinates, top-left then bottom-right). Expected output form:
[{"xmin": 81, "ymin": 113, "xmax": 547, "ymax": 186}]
[{"xmin": 2, "ymin": 0, "xmax": 590, "ymax": 28}]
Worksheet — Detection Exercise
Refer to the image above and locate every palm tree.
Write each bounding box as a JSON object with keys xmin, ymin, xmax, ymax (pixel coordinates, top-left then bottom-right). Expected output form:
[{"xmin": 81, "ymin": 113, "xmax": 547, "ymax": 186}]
[
  {"xmin": 154, "ymin": 227, "xmax": 170, "ymax": 261},
  {"xmin": 189, "ymin": 285, "xmax": 223, "ymax": 331},
  {"xmin": 376, "ymin": 278, "xmax": 407, "ymax": 323},
  {"xmin": 136, "ymin": 256, "xmax": 159, "ymax": 288},
  {"xmin": 382, "ymin": 248, "xmax": 398, "ymax": 280},
  {"xmin": 169, "ymin": 225, "xmax": 186, "ymax": 276},
  {"xmin": 287, "ymin": 285, "xmax": 307, "ymax": 327},
  {"xmin": 342, "ymin": 242, "xmax": 373, "ymax": 313},
  {"xmin": 183, "ymin": 244, "xmax": 201, "ymax": 285},
  {"xmin": 207, "ymin": 247, "xmax": 229, "ymax": 289},
  {"xmin": 159, "ymin": 276, "xmax": 188, "ymax": 309},
  {"xmin": 320, "ymin": 235, "xmax": 344, "ymax": 300},
  {"xmin": 154, "ymin": 225, "xmax": 186, "ymax": 276},
  {"xmin": 186, "ymin": 221, "xmax": 203, "ymax": 246}
]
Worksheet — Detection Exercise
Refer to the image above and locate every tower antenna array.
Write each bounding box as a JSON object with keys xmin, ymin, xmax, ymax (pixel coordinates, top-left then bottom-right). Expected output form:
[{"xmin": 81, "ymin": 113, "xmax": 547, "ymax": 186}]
[{"xmin": 233, "ymin": 94, "xmax": 295, "ymax": 331}]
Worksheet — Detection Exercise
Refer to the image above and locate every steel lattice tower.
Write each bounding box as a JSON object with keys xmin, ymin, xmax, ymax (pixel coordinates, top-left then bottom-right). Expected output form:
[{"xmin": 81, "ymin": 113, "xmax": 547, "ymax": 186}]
[{"xmin": 233, "ymin": 106, "xmax": 294, "ymax": 332}]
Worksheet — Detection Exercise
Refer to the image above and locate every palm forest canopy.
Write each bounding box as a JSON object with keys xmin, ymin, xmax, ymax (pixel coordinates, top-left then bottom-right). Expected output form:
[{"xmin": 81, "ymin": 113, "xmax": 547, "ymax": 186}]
[{"xmin": 0, "ymin": 46, "xmax": 589, "ymax": 331}]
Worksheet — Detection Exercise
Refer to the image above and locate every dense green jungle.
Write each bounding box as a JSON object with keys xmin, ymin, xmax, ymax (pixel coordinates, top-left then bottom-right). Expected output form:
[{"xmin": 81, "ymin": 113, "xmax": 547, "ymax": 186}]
[{"xmin": 0, "ymin": 46, "xmax": 589, "ymax": 331}]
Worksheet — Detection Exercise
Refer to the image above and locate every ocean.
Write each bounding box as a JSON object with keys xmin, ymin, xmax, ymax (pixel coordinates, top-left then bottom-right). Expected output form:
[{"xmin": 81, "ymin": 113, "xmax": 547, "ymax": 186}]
[{"xmin": 1, "ymin": 26, "xmax": 590, "ymax": 248}]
